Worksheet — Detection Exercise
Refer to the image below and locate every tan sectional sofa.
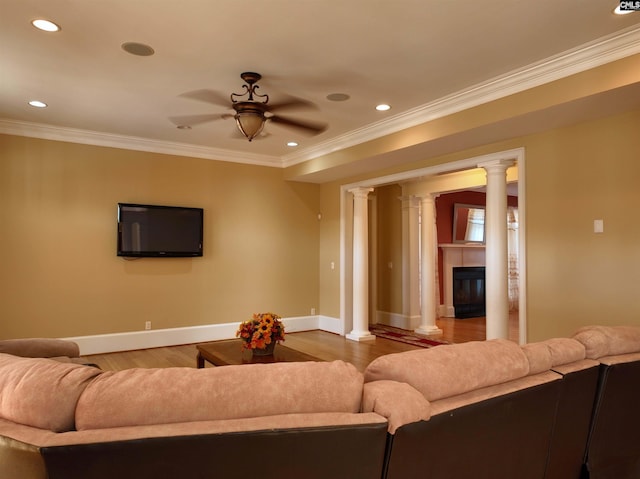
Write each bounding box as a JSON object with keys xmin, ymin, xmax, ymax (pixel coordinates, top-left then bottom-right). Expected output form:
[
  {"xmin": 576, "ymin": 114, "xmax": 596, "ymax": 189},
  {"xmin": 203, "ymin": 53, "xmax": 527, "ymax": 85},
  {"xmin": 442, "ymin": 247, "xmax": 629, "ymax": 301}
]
[
  {"xmin": 0, "ymin": 355, "xmax": 388, "ymax": 479},
  {"xmin": 572, "ymin": 325, "xmax": 640, "ymax": 478},
  {"xmin": 1, "ymin": 325, "xmax": 639, "ymax": 479},
  {"xmin": 525, "ymin": 338, "xmax": 600, "ymax": 479},
  {"xmin": 360, "ymin": 326, "xmax": 640, "ymax": 479},
  {"xmin": 363, "ymin": 338, "xmax": 575, "ymax": 479}
]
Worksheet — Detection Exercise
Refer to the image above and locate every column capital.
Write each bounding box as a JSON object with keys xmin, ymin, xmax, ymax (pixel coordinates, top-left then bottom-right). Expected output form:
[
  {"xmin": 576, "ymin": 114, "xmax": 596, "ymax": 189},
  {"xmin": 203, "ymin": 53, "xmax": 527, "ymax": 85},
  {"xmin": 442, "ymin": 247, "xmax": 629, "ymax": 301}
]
[
  {"xmin": 412, "ymin": 189, "xmax": 441, "ymax": 200},
  {"xmin": 398, "ymin": 195, "xmax": 420, "ymax": 209},
  {"xmin": 478, "ymin": 158, "xmax": 516, "ymax": 172},
  {"xmin": 416, "ymin": 192, "xmax": 436, "ymax": 205},
  {"xmin": 348, "ymin": 186, "xmax": 374, "ymax": 199}
]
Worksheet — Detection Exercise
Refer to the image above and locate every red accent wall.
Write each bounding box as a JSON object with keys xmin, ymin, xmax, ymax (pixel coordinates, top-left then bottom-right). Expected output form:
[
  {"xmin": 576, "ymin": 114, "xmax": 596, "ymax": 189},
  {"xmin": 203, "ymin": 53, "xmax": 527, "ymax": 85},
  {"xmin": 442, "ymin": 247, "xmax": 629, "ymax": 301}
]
[{"xmin": 435, "ymin": 191, "xmax": 518, "ymax": 304}]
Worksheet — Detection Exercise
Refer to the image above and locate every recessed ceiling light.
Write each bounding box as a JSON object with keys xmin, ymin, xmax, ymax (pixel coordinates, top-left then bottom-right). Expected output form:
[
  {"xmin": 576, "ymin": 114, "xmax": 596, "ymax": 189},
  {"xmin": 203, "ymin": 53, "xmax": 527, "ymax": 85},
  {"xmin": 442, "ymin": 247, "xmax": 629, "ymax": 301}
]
[
  {"xmin": 326, "ymin": 93, "xmax": 350, "ymax": 102},
  {"xmin": 31, "ymin": 19, "xmax": 60, "ymax": 32},
  {"xmin": 287, "ymin": 141, "xmax": 299, "ymax": 147},
  {"xmin": 28, "ymin": 100, "xmax": 47, "ymax": 108},
  {"xmin": 376, "ymin": 104, "xmax": 391, "ymax": 111},
  {"xmin": 613, "ymin": 5, "xmax": 635, "ymax": 14},
  {"xmin": 122, "ymin": 42, "xmax": 155, "ymax": 56}
]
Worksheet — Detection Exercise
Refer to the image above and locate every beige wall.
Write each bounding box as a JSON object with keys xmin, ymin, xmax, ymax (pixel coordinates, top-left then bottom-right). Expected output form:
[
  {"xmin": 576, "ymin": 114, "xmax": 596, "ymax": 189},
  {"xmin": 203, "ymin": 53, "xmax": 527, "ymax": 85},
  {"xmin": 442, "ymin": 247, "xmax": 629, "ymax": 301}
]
[
  {"xmin": 374, "ymin": 185, "xmax": 403, "ymax": 315},
  {"xmin": 317, "ymin": 108, "xmax": 640, "ymax": 342},
  {"xmin": 2, "ymin": 109, "xmax": 639, "ymax": 344},
  {"xmin": 318, "ymin": 182, "xmax": 341, "ymax": 319},
  {"xmin": 525, "ymin": 109, "xmax": 640, "ymax": 340},
  {"xmin": 0, "ymin": 135, "xmax": 320, "ymax": 339}
]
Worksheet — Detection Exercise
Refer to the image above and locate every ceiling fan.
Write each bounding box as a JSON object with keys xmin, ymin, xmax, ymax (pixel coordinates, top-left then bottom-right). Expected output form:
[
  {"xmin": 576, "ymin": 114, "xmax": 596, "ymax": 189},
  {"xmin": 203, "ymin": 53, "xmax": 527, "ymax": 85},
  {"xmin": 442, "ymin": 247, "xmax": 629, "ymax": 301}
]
[{"xmin": 170, "ymin": 72, "xmax": 328, "ymax": 141}]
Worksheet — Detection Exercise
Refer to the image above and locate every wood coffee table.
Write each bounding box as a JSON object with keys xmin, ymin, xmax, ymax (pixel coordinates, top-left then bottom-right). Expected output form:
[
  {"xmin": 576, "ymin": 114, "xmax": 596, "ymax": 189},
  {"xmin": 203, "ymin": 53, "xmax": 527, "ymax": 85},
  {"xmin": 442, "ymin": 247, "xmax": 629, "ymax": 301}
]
[{"xmin": 196, "ymin": 339, "xmax": 320, "ymax": 367}]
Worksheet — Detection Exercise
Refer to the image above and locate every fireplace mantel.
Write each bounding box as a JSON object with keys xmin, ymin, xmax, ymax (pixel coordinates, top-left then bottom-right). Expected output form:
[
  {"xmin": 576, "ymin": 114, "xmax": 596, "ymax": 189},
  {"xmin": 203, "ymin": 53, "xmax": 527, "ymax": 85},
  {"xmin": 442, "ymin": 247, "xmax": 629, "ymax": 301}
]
[
  {"xmin": 439, "ymin": 244, "xmax": 486, "ymax": 317},
  {"xmin": 439, "ymin": 243, "xmax": 485, "ymax": 249}
]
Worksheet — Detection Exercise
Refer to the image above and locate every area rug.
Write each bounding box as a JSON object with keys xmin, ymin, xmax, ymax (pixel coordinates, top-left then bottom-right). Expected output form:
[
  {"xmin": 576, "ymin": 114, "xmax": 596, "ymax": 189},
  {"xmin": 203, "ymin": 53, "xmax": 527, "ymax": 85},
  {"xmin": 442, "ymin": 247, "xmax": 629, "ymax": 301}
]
[{"xmin": 370, "ymin": 324, "xmax": 449, "ymax": 349}]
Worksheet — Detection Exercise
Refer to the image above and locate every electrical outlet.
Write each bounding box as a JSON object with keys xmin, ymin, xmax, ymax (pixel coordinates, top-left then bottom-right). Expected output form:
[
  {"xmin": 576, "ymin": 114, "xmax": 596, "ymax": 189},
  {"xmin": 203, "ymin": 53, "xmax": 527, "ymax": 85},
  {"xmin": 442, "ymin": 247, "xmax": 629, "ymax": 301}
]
[
  {"xmin": 594, "ymin": 219, "xmax": 604, "ymax": 234},
  {"xmin": 145, "ymin": 321, "xmax": 151, "ymax": 330},
  {"xmin": 311, "ymin": 308, "xmax": 316, "ymax": 315}
]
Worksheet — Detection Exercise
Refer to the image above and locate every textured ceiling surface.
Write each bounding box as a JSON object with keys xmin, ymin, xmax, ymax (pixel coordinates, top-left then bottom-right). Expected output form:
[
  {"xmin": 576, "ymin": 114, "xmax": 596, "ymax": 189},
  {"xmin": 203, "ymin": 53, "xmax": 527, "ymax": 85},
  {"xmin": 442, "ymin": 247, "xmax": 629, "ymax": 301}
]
[{"xmin": 1, "ymin": 0, "xmax": 640, "ymax": 168}]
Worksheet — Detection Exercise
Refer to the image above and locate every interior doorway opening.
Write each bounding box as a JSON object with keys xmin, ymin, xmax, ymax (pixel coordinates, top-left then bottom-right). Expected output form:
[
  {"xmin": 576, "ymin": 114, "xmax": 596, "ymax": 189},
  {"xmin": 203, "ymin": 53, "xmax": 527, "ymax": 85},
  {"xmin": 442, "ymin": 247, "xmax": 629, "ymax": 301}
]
[{"xmin": 339, "ymin": 147, "xmax": 527, "ymax": 344}]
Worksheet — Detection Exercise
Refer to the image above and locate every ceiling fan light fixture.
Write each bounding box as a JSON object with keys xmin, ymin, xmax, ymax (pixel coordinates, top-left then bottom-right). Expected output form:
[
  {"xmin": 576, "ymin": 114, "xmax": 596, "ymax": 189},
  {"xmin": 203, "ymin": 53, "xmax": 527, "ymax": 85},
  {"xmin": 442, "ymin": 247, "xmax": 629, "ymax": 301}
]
[
  {"xmin": 234, "ymin": 110, "xmax": 265, "ymax": 141},
  {"xmin": 173, "ymin": 71, "xmax": 324, "ymax": 141},
  {"xmin": 231, "ymin": 73, "xmax": 270, "ymax": 141}
]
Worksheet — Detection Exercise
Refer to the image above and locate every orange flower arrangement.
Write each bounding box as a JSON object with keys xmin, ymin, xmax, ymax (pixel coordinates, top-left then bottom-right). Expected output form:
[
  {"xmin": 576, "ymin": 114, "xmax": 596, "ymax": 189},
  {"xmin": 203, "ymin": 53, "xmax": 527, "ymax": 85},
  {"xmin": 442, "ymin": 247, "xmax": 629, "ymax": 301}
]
[{"xmin": 236, "ymin": 312, "xmax": 285, "ymax": 350}]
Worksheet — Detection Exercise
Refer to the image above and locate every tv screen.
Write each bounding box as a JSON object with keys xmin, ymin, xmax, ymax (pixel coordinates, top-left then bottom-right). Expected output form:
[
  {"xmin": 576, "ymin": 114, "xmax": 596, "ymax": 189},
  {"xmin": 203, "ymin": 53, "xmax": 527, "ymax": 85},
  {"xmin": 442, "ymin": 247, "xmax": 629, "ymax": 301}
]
[{"xmin": 117, "ymin": 203, "xmax": 203, "ymax": 257}]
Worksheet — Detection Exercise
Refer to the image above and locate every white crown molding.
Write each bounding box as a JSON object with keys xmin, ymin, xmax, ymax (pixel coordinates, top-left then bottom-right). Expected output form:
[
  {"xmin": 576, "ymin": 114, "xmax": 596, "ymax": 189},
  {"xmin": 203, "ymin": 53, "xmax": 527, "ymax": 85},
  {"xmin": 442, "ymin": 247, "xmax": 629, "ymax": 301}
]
[
  {"xmin": 0, "ymin": 119, "xmax": 282, "ymax": 167},
  {"xmin": 2, "ymin": 26, "xmax": 639, "ymax": 169},
  {"xmin": 282, "ymin": 25, "xmax": 640, "ymax": 167}
]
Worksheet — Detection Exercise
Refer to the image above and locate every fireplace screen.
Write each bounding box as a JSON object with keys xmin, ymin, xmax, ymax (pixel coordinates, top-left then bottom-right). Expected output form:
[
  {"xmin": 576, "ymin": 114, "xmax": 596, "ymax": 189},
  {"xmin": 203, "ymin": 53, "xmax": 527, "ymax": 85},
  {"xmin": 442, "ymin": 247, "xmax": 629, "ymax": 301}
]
[{"xmin": 453, "ymin": 266, "xmax": 486, "ymax": 319}]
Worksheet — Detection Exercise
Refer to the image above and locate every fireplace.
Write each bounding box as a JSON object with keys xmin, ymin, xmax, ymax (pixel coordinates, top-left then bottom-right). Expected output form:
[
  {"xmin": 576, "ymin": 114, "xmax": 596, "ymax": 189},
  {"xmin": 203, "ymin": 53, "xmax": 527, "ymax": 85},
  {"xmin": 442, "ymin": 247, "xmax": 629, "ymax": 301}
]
[{"xmin": 453, "ymin": 266, "xmax": 486, "ymax": 319}]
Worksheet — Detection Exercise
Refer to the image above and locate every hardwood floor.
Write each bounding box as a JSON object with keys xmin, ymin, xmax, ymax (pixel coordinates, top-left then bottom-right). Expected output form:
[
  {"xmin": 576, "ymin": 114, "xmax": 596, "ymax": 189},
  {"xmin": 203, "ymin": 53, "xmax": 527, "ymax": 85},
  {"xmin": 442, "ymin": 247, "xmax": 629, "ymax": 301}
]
[
  {"xmin": 83, "ymin": 312, "xmax": 519, "ymax": 372},
  {"xmin": 436, "ymin": 311, "xmax": 520, "ymax": 344}
]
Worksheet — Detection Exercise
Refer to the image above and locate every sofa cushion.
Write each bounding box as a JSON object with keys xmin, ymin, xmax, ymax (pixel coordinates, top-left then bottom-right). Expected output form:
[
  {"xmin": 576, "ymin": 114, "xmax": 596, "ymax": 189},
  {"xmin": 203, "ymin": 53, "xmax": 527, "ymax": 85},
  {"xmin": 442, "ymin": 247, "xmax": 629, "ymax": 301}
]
[
  {"xmin": 76, "ymin": 360, "xmax": 363, "ymax": 430},
  {"xmin": 573, "ymin": 326, "xmax": 640, "ymax": 359},
  {"xmin": 521, "ymin": 342, "xmax": 552, "ymax": 375},
  {"xmin": 363, "ymin": 339, "xmax": 529, "ymax": 402},
  {"xmin": 0, "ymin": 354, "xmax": 101, "ymax": 433},
  {"xmin": 521, "ymin": 338, "xmax": 586, "ymax": 374}
]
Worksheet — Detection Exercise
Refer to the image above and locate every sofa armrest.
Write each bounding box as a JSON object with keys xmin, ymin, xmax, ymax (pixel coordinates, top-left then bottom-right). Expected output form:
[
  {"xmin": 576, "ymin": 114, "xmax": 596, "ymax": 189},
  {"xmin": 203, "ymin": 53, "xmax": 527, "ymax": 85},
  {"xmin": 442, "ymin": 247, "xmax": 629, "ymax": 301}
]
[
  {"xmin": 362, "ymin": 380, "xmax": 431, "ymax": 434},
  {"xmin": 0, "ymin": 339, "xmax": 80, "ymax": 359}
]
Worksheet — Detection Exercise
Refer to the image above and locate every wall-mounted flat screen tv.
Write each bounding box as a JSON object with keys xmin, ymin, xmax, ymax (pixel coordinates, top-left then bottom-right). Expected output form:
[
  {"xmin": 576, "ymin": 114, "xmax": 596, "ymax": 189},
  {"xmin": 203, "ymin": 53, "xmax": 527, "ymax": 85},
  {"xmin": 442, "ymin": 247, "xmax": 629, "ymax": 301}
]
[{"xmin": 117, "ymin": 203, "xmax": 203, "ymax": 257}]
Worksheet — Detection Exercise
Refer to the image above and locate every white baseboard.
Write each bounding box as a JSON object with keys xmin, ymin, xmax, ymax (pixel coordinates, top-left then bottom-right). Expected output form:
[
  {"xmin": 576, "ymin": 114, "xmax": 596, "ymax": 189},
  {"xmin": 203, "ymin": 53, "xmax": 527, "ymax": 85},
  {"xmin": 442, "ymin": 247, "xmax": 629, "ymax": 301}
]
[
  {"xmin": 319, "ymin": 315, "xmax": 344, "ymax": 335},
  {"xmin": 65, "ymin": 315, "xmax": 339, "ymax": 355},
  {"xmin": 438, "ymin": 305, "xmax": 456, "ymax": 318},
  {"xmin": 376, "ymin": 311, "xmax": 421, "ymax": 330}
]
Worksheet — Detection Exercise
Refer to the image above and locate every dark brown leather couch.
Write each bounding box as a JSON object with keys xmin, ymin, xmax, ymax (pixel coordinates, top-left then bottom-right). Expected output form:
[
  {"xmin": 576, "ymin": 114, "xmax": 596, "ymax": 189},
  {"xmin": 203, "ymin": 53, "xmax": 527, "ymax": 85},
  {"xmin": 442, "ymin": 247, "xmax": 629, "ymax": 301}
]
[
  {"xmin": 358, "ymin": 327, "xmax": 640, "ymax": 479},
  {"xmin": 363, "ymin": 338, "xmax": 573, "ymax": 479},
  {"xmin": 573, "ymin": 325, "xmax": 640, "ymax": 479}
]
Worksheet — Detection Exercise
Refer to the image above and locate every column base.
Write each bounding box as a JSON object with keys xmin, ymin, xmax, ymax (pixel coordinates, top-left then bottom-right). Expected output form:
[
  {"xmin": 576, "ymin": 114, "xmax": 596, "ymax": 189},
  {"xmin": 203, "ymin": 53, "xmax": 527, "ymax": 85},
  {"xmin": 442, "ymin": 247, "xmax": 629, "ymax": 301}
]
[
  {"xmin": 346, "ymin": 331, "xmax": 376, "ymax": 342},
  {"xmin": 414, "ymin": 325, "xmax": 443, "ymax": 336}
]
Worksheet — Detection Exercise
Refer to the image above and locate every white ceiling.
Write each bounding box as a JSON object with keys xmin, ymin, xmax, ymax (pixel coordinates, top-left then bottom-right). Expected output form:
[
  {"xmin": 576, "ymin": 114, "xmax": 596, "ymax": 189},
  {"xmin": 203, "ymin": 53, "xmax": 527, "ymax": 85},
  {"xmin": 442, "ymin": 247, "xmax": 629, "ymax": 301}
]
[{"xmin": 1, "ymin": 1, "xmax": 640, "ymax": 173}]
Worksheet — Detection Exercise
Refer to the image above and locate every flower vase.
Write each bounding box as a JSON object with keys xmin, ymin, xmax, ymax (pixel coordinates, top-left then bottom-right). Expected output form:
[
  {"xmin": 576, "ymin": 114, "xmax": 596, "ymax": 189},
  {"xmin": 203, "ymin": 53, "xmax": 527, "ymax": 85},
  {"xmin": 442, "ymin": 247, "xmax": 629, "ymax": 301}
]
[{"xmin": 251, "ymin": 341, "xmax": 276, "ymax": 356}]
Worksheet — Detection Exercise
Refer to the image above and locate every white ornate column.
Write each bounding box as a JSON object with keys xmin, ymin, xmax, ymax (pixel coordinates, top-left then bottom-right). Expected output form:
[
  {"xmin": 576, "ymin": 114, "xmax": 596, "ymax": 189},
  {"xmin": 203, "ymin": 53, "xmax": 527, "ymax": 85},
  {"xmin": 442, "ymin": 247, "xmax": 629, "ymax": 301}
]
[
  {"xmin": 401, "ymin": 194, "xmax": 421, "ymax": 329},
  {"xmin": 480, "ymin": 159, "xmax": 514, "ymax": 339},
  {"xmin": 347, "ymin": 187, "xmax": 376, "ymax": 342},
  {"xmin": 415, "ymin": 193, "xmax": 442, "ymax": 336}
]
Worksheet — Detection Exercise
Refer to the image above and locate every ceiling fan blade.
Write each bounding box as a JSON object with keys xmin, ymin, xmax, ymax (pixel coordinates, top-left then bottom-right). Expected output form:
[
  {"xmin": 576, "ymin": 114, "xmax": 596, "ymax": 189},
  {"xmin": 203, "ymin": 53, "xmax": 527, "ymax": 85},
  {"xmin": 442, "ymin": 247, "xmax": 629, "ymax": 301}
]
[
  {"xmin": 267, "ymin": 95, "xmax": 318, "ymax": 112},
  {"xmin": 179, "ymin": 89, "xmax": 231, "ymax": 108},
  {"xmin": 168, "ymin": 113, "xmax": 228, "ymax": 126},
  {"xmin": 269, "ymin": 115, "xmax": 328, "ymax": 134}
]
